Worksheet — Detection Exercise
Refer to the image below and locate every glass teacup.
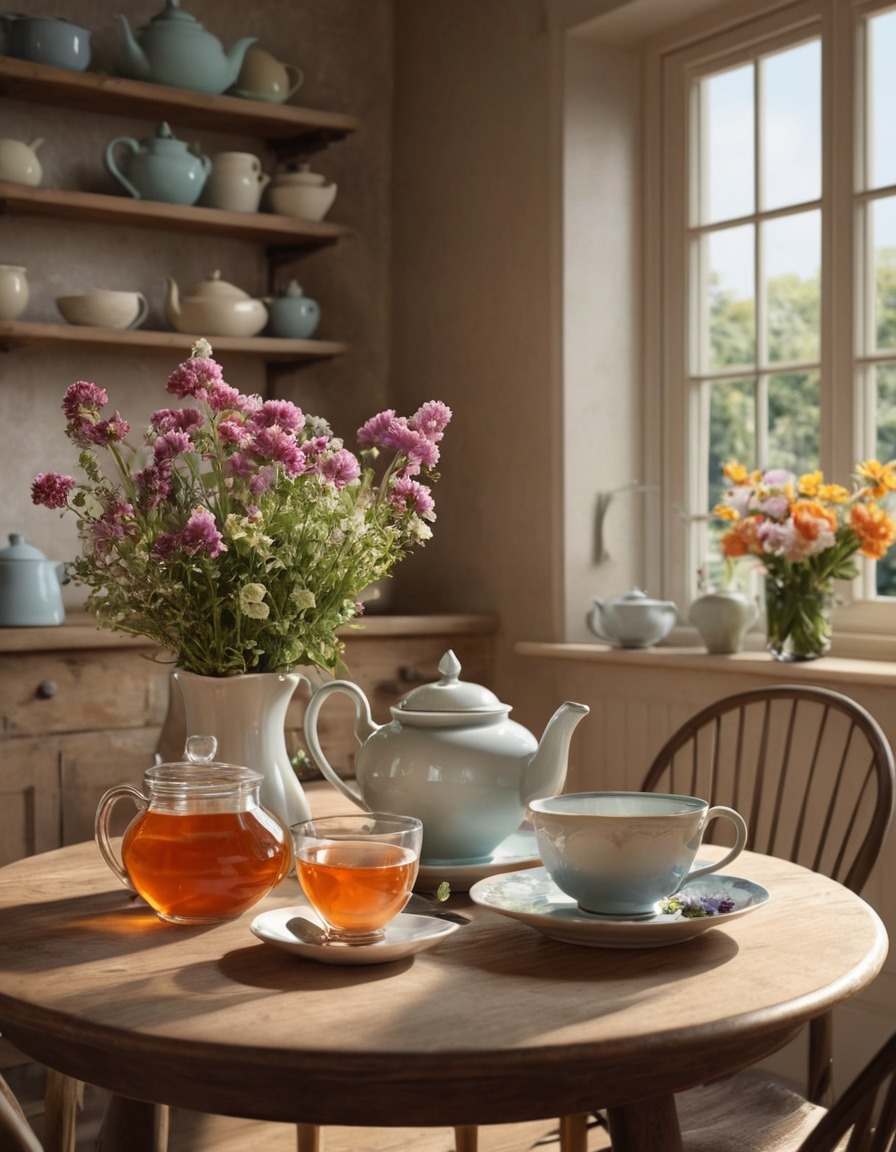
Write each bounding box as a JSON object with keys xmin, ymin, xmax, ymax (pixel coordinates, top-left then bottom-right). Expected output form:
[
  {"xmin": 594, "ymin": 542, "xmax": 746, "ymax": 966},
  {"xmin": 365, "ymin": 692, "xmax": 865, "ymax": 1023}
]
[{"xmin": 290, "ymin": 813, "xmax": 423, "ymax": 945}]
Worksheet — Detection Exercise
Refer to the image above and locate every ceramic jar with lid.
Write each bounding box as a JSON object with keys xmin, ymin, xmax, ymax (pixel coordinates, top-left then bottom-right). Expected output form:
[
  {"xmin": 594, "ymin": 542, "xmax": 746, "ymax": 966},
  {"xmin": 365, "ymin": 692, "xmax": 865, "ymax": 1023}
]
[
  {"xmin": 265, "ymin": 281, "xmax": 320, "ymax": 339},
  {"xmin": 267, "ymin": 163, "xmax": 337, "ymax": 221}
]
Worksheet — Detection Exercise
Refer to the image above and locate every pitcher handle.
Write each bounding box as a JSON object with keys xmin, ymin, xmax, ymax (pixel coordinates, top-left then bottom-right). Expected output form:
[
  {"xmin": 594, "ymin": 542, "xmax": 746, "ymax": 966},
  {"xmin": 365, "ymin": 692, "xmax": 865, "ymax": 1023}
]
[
  {"xmin": 303, "ymin": 680, "xmax": 378, "ymax": 811},
  {"xmin": 682, "ymin": 805, "xmax": 749, "ymax": 884},
  {"xmin": 94, "ymin": 784, "xmax": 147, "ymax": 891},
  {"xmin": 104, "ymin": 137, "xmax": 142, "ymax": 199},
  {"xmin": 130, "ymin": 292, "xmax": 149, "ymax": 330}
]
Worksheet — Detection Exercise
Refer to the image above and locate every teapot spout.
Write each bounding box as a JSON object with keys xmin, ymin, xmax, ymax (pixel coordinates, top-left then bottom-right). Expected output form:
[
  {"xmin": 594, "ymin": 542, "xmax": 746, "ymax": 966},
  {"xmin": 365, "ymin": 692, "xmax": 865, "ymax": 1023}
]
[
  {"xmin": 522, "ymin": 701, "xmax": 590, "ymax": 805},
  {"xmin": 165, "ymin": 277, "xmax": 181, "ymax": 323},
  {"xmin": 116, "ymin": 13, "xmax": 151, "ymax": 80},
  {"xmin": 226, "ymin": 36, "xmax": 258, "ymax": 87}
]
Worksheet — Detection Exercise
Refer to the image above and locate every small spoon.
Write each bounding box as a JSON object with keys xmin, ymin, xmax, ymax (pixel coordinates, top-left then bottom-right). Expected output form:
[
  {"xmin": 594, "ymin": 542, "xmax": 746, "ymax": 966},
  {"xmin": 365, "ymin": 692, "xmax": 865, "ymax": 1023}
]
[{"xmin": 286, "ymin": 916, "xmax": 330, "ymax": 946}]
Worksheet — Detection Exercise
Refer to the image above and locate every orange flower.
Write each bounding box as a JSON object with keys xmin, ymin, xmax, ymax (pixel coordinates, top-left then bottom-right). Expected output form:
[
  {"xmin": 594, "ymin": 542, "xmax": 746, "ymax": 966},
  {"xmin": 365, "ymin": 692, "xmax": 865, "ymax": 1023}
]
[
  {"xmin": 850, "ymin": 502, "xmax": 896, "ymax": 560},
  {"xmin": 792, "ymin": 500, "xmax": 837, "ymax": 543},
  {"xmin": 855, "ymin": 460, "xmax": 896, "ymax": 500}
]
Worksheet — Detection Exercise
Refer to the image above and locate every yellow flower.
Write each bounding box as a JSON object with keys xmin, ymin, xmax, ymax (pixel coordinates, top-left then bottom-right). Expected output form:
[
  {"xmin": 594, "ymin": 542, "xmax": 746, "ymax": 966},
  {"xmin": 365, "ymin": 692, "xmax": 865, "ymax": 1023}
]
[
  {"xmin": 856, "ymin": 459, "xmax": 896, "ymax": 500},
  {"xmin": 722, "ymin": 461, "xmax": 751, "ymax": 485}
]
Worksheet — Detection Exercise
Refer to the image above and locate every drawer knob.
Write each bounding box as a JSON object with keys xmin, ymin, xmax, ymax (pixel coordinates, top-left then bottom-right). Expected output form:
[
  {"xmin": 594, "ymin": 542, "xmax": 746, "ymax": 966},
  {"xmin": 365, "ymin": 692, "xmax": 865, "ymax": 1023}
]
[{"xmin": 37, "ymin": 680, "xmax": 58, "ymax": 699}]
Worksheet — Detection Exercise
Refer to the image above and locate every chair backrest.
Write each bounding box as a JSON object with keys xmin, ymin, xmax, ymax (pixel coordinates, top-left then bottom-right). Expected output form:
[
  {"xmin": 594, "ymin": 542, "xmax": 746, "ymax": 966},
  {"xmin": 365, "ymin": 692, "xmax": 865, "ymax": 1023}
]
[
  {"xmin": 0, "ymin": 1073, "xmax": 43, "ymax": 1152},
  {"xmin": 799, "ymin": 1031, "xmax": 896, "ymax": 1151},
  {"xmin": 641, "ymin": 684, "xmax": 895, "ymax": 894}
]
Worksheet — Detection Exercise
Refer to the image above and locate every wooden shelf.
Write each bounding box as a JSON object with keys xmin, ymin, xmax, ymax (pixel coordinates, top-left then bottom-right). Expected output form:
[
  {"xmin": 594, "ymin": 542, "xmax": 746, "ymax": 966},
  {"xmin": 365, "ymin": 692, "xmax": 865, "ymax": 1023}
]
[
  {"xmin": 0, "ymin": 56, "xmax": 360, "ymax": 156},
  {"xmin": 0, "ymin": 181, "xmax": 352, "ymax": 250},
  {"xmin": 0, "ymin": 320, "xmax": 347, "ymax": 363}
]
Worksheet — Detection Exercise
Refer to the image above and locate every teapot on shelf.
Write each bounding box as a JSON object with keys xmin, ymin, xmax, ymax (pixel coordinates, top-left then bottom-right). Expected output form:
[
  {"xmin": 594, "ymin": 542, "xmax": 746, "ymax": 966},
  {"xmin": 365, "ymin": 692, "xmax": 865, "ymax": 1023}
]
[
  {"xmin": 165, "ymin": 270, "xmax": 268, "ymax": 338},
  {"xmin": 264, "ymin": 280, "xmax": 320, "ymax": 339},
  {"xmin": 106, "ymin": 122, "xmax": 211, "ymax": 206},
  {"xmin": 303, "ymin": 650, "xmax": 590, "ymax": 863},
  {"xmin": 0, "ymin": 534, "xmax": 67, "ymax": 627},
  {"xmin": 116, "ymin": 0, "xmax": 256, "ymax": 95},
  {"xmin": 0, "ymin": 137, "xmax": 43, "ymax": 186},
  {"xmin": 587, "ymin": 586, "xmax": 678, "ymax": 649}
]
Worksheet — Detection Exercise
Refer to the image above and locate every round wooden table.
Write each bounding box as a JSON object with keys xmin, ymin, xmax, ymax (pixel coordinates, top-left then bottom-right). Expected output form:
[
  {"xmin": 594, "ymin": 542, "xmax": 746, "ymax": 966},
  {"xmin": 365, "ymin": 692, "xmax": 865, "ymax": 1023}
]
[{"xmin": 0, "ymin": 841, "xmax": 886, "ymax": 1152}]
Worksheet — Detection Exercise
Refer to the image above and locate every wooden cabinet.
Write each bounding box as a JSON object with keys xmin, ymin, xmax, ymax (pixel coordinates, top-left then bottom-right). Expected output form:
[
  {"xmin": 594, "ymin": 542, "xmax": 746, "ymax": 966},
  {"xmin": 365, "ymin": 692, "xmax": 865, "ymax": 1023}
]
[
  {"xmin": 0, "ymin": 614, "xmax": 497, "ymax": 866},
  {"xmin": 0, "ymin": 55, "xmax": 359, "ymax": 364}
]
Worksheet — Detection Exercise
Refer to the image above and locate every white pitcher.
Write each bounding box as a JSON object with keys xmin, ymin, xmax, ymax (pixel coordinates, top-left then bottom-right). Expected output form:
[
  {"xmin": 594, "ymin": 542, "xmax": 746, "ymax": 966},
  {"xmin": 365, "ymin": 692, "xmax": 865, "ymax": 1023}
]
[
  {"xmin": 202, "ymin": 151, "xmax": 270, "ymax": 212},
  {"xmin": 0, "ymin": 265, "xmax": 28, "ymax": 321}
]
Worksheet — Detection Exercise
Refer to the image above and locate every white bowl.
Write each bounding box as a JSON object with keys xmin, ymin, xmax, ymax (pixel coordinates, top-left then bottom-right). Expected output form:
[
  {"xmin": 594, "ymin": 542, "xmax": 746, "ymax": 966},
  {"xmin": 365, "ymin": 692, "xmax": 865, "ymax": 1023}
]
[
  {"xmin": 266, "ymin": 182, "xmax": 337, "ymax": 222},
  {"xmin": 56, "ymin": 290, "xmax": 148, "ymax": 330}
]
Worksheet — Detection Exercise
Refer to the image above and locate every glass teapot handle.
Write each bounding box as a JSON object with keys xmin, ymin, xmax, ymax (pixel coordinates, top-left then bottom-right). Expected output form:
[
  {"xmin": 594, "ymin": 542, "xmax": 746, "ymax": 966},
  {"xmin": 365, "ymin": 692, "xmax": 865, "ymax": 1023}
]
[{"xmin": 94, "ymin": 784, "xmax": 147, "ymax": 892}]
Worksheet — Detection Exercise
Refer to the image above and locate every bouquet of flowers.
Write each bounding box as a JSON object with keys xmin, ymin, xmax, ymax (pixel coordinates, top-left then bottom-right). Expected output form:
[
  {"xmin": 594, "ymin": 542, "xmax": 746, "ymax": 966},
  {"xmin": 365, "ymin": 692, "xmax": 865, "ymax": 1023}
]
[
  {"xmin": 714, "ymin": 459, "xmax": 896, "ymax": 658},
  {"xmin": 32, "ymin": 341, "xmax": 451, "ymax": 677}
]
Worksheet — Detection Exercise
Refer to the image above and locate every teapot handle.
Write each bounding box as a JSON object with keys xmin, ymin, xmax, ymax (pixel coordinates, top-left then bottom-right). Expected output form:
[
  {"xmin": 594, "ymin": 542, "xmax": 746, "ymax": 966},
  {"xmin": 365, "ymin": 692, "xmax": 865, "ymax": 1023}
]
[
  {"xmin": 303, "ymin": 681, "xmax": 378, "ymax": 811},
  {"xmin": 586, "ymin": 603, "xmax": 612, "ymax": 642},
  {"xmin": 104, "ymin": 137, "xmax": 142, "ymax": 199},
  {"xmin": 94, "ymin": 784, "xmax": 147, "ymax": 892}
]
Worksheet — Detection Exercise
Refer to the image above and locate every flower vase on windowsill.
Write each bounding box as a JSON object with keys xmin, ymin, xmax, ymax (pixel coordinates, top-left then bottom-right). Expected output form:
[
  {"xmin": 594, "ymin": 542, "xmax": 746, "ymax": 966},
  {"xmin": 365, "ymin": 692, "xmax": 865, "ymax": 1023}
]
[
  {"xmin": 714, "ymin": 460, "xmax": 896, "ymax": 665},
  {"xmin": 32, "ymin": 340, "xmax": 452, "ymax": 827}
]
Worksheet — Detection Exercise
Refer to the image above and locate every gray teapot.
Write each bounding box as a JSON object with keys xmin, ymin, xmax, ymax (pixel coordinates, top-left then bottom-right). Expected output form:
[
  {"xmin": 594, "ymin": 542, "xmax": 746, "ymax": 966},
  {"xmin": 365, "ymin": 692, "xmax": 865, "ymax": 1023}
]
[
  {"xmin": 106, "ymin": 122, "xmax": 211, "ymax": 206},
  {"xmin": 0, "ymin": 534, "xmax": 66, "ymax": 627},
  {"xmin": 587, "ymin": 586, "xmax": 678, "ymax": 649},
  {"xmin": 116, "ymin": 0, "xmax": 256, "ymax": 95}
]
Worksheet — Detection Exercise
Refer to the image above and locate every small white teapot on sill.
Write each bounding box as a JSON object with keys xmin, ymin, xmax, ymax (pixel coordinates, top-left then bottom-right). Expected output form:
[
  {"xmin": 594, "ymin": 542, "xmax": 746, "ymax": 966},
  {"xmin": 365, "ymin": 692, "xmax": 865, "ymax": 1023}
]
[{"xmin": 587, "ymin": 586, "xmax": 678, "ymax": 649}]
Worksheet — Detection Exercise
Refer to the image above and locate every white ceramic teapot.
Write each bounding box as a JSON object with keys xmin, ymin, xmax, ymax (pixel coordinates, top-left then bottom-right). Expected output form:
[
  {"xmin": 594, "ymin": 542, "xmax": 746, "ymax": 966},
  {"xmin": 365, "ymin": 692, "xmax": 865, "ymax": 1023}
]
[
  {"xmin": 165, "ymin": 270, "xmax": 268, "ymax": 337},
  {"xmin": 587, "ymin": 586, "xmax": 678, "ymax": 649},
  {"xmin": 303, "ymin": 650, "xmax": 590, "ymax": 863}
]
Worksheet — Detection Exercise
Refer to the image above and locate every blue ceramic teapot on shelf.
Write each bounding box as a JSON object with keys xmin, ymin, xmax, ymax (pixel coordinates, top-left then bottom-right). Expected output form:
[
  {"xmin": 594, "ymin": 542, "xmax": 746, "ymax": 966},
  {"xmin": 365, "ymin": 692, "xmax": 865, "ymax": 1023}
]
[
  {"xmin": 116, "ymin": 0, "xmax": 256, "ymax": 95},
  {"xmin": 0, "ymin": 534, "xmax": 67, "ymax": 627},
  {"xmin": 105, "ymin": 122, "xmax": 211, "ymax": 206}
]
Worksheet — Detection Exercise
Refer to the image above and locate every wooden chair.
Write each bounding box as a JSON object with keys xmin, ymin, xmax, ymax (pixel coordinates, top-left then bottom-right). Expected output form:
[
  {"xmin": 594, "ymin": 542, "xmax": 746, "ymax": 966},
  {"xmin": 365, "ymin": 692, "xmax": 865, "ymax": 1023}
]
[{"xmin": 560, "ymin": 684, "xmax": 896, "ymax": 1152}]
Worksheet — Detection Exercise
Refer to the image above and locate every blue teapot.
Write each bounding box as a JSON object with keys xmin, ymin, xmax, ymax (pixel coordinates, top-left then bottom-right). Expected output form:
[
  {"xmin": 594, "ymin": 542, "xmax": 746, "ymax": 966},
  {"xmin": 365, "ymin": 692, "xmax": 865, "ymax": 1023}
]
[
  {"xmin": 106, "ymin": 122, "xmax": 211, "ymax": 206},
  {"xmin": 116, "ymin": 0, "xmax": 256, "ymax": 95},
  {"xmin": 0, "ymin": 534, "xmax": 66, "ymax": 627},
  {"xmin": 264, "ymin": 281, "xmax": 321, "ymax": 340}
]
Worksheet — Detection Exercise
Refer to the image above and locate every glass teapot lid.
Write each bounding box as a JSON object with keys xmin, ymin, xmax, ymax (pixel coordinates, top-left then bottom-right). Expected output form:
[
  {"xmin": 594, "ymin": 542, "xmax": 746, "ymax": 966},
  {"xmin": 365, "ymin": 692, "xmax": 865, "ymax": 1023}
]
[
  {"xmin": 147, "ymin": 734, "xmax": 263, "ymax": 796},
  {"xmin": 395, "ymin": 650, "xmax": 506, "ymax": 716}
]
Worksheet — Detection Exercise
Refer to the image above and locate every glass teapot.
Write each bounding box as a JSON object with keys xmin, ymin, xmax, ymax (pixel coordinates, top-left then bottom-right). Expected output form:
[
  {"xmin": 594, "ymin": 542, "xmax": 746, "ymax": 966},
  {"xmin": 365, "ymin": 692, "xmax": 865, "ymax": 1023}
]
[{"xmin": 95, "ymin": 736, "xmax": 292, "ymax": 924}]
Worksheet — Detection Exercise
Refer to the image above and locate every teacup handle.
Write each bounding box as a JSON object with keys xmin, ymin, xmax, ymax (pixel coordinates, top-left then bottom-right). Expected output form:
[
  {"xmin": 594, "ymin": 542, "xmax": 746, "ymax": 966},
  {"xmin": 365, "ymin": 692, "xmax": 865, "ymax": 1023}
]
[
  {"xmin": 284, "ymin": 65, "xmax": 303, "ymax": 97},
  {"xmin": 683, "ymin": 805, "xmax": 748, "ymax": 883},
  {"xmin": 94, "ymin": 784, "xmax": 147, "ymax": 892}
]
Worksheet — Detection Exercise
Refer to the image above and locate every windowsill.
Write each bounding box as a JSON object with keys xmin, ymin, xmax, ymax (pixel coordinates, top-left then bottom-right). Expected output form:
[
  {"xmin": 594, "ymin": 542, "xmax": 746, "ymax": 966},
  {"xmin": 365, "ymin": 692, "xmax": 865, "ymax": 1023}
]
[{"xmin": 516, "ymin": 634, "xmax": 896, "ymax": 686}]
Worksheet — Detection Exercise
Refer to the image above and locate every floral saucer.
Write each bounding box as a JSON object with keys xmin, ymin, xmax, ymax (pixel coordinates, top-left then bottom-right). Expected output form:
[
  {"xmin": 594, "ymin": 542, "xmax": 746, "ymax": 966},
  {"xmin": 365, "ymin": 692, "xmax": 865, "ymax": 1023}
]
[
  {"xmin": 250, "ymin": 906, "xmax": 461, "ymax": 966},
  {"xmin": 469, "ymin": 867, "xmax": 769, "ymax": 948},
  {"xmin": 414, "ymin": 825, "xmax": 540, "ymax": 892}
]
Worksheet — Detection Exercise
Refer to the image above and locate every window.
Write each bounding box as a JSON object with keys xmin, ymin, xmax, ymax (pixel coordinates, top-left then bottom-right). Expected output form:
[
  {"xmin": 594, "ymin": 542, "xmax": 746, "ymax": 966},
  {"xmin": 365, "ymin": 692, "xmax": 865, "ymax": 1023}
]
[{"xmin": 653, "ymin": 0, "xmax": 896, "ymax": 640}]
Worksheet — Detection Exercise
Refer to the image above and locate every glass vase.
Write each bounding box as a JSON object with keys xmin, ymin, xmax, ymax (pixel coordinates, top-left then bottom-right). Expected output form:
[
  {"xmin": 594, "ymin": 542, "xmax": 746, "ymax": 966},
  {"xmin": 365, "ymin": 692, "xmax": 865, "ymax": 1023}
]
[{"xmin": 764, "ymin": 574, "xmax": 834, "ymax": 662}]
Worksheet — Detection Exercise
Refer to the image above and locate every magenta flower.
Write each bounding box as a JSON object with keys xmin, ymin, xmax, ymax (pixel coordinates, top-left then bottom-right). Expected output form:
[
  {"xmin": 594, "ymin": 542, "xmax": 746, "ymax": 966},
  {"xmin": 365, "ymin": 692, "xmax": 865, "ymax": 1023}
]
[
  {"xmin": 166, "ymin": 356, "xmax": 224, "ymax": 400},
  {"xmin": 389, "ymin": 476, "xmax": 435, "ymax": 519},
  {"xmin": 382, "ymin": 419, "xmax": 440, "ymax": 468},
  {"xmin": 251, "ymin": 400, "xmax": 303, "ymax": 434},
  {"xmin": 410, "ymin": 401, "xmax": 452, "ymax": 442},
  {"xmin": 248, "ymin": 427, "xmax": 305, "ymax": 475},
  {"xmin": 357, "ymin": 410, "xmax": 396, "ymax": 448},
  {"xmin": 62, "ymin": 381, "xmax": 107, "ymax": 423},
  {"xmin": 84, "ymin": 414, "xmax": 130, "ymax": 446},
  {"xmin": 217, "ymin": 416, "xmax": 250, "ymax": 446},
  {"xmin": 152, "ymin": 430, "xmax": 194, "ymax": 463},
  {"xmin": 31, "ymin": 472, "xmax": 76, "ymax": 510},
  {"xmin": 134, "ymin": 460, "xmax": 174, "ymax": 508},
  {"xmin": 205, "ymin": 380, "xmax": 245, "ymax": 413},
  {"xmin": 151, "ymin": 408, "xmax": 204, "ymax": 435},
  {"xmin": 320, "ymin": 448, "xmax": 361, "ymax": 489}
]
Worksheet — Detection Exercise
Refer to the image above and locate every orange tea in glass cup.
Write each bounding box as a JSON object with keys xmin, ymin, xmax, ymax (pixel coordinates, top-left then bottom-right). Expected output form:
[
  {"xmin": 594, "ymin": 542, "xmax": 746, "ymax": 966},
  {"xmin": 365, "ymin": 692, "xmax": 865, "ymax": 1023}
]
[
  {"xmin": 95, "ymin": 736, "xmax": 292, "ymax": 925},
  {"xmin": 291, "ymin": 813, "xmax": 422, "ymax": 944}
]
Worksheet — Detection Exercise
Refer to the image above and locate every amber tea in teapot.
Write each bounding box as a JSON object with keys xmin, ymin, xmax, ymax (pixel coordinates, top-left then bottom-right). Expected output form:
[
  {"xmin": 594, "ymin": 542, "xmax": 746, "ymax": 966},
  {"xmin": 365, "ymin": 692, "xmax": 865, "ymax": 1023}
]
[{"xmin": 95, "ymin": 736, "xmax": 292, "ymax": 924}]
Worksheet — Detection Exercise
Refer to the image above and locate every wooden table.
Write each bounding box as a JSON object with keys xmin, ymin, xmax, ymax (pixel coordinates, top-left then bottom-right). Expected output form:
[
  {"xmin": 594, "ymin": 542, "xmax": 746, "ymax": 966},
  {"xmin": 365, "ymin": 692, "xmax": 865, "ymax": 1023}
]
[{"xmin": 0, "ymin": 839, "xmax": 886, "ymax": 1152}]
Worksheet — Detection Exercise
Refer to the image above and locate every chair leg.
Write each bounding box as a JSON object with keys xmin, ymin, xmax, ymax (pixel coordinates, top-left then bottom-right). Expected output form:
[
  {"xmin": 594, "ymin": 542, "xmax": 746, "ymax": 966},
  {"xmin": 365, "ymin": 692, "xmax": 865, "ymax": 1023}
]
[
  {"xmin": 454, "ymin": 1125, "xmax": 477, "ymax": 1152},
  {"xmin": 43, "ymin": 1071, "xmax": 83, "ymax": 1152},
  {"xmin": 808, "ymin": 1014, "xmax": 834, "ymax": 1106},
  {"xmin": 558, "ymin": 1112, "xmax": 589, "ymax": 1152},
  {"xmin": 96, "ymin": 1097, "xmax": 169, "ymax": 1152},
  {"xmin": 297, "ymin": 1122, "xmax": 322, "ymax": 1152}
]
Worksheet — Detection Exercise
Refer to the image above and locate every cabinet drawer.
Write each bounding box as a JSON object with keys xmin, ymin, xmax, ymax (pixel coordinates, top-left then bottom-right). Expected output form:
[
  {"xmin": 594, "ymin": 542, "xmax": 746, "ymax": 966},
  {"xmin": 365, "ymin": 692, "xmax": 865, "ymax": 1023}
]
[{"xmin": 0, "ymin": 650, "xmax": 171, "ymax": 738}]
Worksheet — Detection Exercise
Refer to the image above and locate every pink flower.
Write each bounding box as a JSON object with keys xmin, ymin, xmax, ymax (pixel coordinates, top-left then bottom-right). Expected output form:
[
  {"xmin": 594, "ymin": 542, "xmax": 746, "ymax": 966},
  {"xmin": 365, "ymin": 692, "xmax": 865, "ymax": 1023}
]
[
  {"xmin": 409, "ymin": 401, "xmax": 452, "ymax": 442},
  {"xmin": 383, "ymin": 419, "xmax": 440, "ymax": 467},
  {"xmin": 217, "ymin": 416, "xmax": 250, "ymax": 446},
  {"xmin": 31, "ymin": 472, "xmax": 76, "ymax": 509},
  {"xmin": 63, "ymin": 381, "xmax": 107, "ymax": 423},
  {"xmin": 389, "ymin": 476, "xmax": 435, "ymax": 519},
  {"xmin": 151, "ymin": 408, "xmax": 204, "ymax": 435},
  {"xmin": 249, "ymin": 427, "xmax": 305, "ymax": 474},
  {"xmin": 135, "ymin": 460, "xmax": 173, "ymax": 508},
  {"xmin": 320, "ymin": 448, "xmax": 361, "ymax": 489},
  {"xmin": 153, "ymin": 509, "xmax": 226, "ymax": 560},
  {"xmin": 251, "ymin": 400, "xmax": 303, "ymax": 434},
  {"xmin": 166, "ymin": 356, "xmax": 224, "ymax": 400},
  {"xmin": 205, "ymin": 380, "xmax": 245, "ymax": 413},
  {"xmin": 84, "ymin": 414, "xmax": 130, "ymax": 446},
  {"xmin": 153, "ymin": 430, "xmax": 193, "ymax": 462},
  {"xmin": 357, "ymin": 410, "xmax": 395, "ymax": 448}
]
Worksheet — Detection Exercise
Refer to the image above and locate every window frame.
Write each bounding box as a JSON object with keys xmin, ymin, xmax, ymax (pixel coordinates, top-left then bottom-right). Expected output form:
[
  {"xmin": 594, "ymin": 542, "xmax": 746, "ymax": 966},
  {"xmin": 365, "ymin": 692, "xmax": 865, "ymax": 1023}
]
[{"xmin": 644, "ymin": 0, "xmax": 896, "ymax": 648}]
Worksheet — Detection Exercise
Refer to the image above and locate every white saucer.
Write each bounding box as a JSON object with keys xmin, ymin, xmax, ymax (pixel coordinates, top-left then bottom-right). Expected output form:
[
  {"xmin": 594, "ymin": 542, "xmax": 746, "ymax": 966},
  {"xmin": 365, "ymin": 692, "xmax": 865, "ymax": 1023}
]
[
  {"xmin": 250, "ymin": 905, "xmax": 461, "ymax": 966},
  {"xmin": 414, "ymin": 826, "xmax": 540, "ymax": 892},
  {"xmin": 469, "ymin": 867, "xmax": 769, "ymax": 948}
]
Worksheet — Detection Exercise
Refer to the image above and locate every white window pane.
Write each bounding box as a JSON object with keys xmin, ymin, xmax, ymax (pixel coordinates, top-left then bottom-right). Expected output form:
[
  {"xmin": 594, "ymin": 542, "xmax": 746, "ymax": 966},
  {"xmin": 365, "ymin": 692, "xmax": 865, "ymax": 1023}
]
[
  {"xmin": 764, "ymin": 210, "xmax": 821, "ymax": 362},
  {"xmin": 873, "ymin": 197, "xmax": 896, "ymax": 350},
  {"xmin": 768, "ymin": 370, "xmax": 820, "ymax": 471},
  {"xmin": 704, "ymin": 226, "xmax": 756, "ymax": 371},
  {"xmin": 761, "ymin": 40, "xmax": 821, "ymax": 211},
  {"xmin": 868, "ymin": 10, "xmax": 896, "ymax": 191},
  {"xmin": 700, "ymin": 64, "xmax": 754, "ymax": 224}
]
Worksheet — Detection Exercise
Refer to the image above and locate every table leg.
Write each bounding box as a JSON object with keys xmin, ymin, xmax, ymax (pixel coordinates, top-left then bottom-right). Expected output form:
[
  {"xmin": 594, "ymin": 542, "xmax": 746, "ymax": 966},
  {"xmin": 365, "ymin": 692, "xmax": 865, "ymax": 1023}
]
[
  {"xmin": 454, "ymin": 1125, "xmax": 478, "ymax": 1151},
  {"xmin": 43, "ymin": 1070, "xmax": 83, "ymax": 1152},
  {"xmin": 297, "ymin": 1123, "xmax": 321, "ymax": 1152},
  {"xmin": 95, "ymin": 1095, "xmax": 169, "ymax": 1152},
  {"xmin": 559, "ymin": 1112, "xmax": 589, "ymax": 1152},
  {"xmin": 606, "ymin": 1094, "xmax": 683, "ymax": 1152}
]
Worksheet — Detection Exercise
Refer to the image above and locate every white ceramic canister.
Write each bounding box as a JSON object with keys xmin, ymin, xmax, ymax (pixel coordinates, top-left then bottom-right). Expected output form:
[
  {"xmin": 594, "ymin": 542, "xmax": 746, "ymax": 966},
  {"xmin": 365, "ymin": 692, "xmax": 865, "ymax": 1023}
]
[
  {"xmin": 202, "ymin": 152, "xmax": 270, "ymax": 213},
  {"xmin": 0, "ymin": 265, "xmax": 28, "ymax": 321}
]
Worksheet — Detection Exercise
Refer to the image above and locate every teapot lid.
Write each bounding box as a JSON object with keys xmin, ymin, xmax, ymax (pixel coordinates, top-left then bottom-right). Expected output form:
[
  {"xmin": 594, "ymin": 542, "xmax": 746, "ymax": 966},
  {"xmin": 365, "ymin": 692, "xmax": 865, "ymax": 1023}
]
[
  {"xmin": 148, "ymin": 735, "xmax": 264, "ymax": 795},
  {"xmin": 611, "ymin": 586, "xmax": 668, "ymax": 606},
  {"xmin": 395, "ymin": 650, "xmax": 505, "ymax": 715},
  {"xmin": 274, "ymin": 162, "xmax": 326, "ymax": 187},
  {"xmin": 0, "ymin": 533, "xmax": 50, "ymax": 562},
  {"xmin": 143, "ymin": 122, "xmax": 191, "ymax": 152},
  {"xmin": 143, "ymin": 0, "xmax": 206, "ymax": 32},
  {"xmin": 187, "ymin": 270, "xmax": 251, "ymax": 300}
]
